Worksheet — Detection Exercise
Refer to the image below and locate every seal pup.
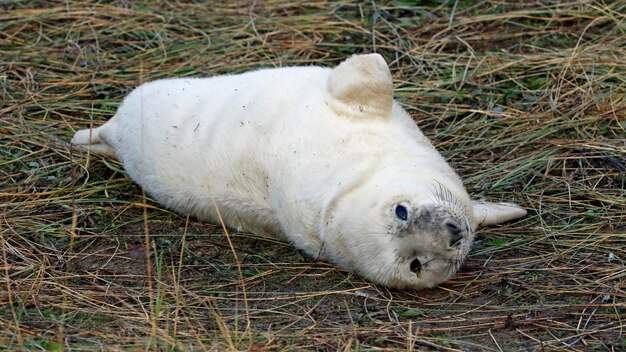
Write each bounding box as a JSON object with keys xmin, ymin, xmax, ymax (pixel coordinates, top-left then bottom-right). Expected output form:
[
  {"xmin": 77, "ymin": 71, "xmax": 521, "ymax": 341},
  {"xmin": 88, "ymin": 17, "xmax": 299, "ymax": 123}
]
[{"xmin": 71, "ymin": 54, "xmax": 527, "ymax": 289}]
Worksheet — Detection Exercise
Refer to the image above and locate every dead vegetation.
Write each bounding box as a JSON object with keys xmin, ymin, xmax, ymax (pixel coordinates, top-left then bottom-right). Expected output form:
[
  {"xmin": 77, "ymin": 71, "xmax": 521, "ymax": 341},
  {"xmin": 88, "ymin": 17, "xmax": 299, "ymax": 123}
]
[{"xmin": 1, "ymin": 0, "xmax": 625, "ymax": 350}]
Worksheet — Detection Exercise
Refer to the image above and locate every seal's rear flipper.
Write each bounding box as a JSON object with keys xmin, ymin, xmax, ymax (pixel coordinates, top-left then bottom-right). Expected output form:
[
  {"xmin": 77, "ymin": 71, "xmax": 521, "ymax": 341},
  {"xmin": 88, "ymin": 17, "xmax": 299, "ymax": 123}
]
[
  {"xmin": 471, "ymin": 200, "xmax": 527, "ymax": 227},
  {"xmin": 71, "ymin": 125, "xmax": 117, "ymax": 158}
]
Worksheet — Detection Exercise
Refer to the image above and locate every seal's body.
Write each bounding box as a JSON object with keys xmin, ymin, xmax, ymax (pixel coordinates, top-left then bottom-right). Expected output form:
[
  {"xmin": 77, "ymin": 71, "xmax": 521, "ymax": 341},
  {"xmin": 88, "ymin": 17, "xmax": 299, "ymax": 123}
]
[{"xmin": 72, "ymin": 54, "xmax": 526, "ymax": 289}]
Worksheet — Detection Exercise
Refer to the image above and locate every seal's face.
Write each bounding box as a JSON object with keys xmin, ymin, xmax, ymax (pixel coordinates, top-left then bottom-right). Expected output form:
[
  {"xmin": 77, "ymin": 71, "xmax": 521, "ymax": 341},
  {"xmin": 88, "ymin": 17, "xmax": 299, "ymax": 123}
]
[
  {"xmin": 323, "ymin": 178, "xmax": 475, "ymax": 290},
  {"xmin": 383, "ymin": 190, "xmax": 474, "ymax": 289}
]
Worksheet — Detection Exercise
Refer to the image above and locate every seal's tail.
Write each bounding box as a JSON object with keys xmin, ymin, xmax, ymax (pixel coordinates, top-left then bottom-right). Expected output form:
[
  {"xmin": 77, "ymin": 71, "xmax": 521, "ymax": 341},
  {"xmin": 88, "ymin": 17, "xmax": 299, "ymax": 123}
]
[{"xmin": 71, "ymin": 124, "xmax": 117, "ymax": 158}]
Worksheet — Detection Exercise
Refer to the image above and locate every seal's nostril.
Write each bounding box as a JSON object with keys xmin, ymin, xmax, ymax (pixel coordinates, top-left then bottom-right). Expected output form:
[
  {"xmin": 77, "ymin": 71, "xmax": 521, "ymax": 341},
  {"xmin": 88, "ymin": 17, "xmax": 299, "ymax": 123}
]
[
  {"xmin": 446, "ymin": 222, "xmax": 464, "ymax": 246},
  {"xmin": 446, "ymin": 222, "xmax": 462, "ymax": 236},
  {"xmin": 449, "ymin": 233, "xmax": 463, "ymax": 246},
  {"xmin": 409, "ymin": 258, "xmax": 421, "ymax": 273}
]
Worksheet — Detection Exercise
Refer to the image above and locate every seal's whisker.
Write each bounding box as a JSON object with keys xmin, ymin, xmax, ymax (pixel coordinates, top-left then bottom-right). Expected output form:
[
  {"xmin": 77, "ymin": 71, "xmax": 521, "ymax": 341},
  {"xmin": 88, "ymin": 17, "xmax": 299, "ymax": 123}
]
[
  {"xmin": 445, "ymin": 259, "xmax": 458, "ymax": 276},
  {"xmin": 380, "ymin": 256, "xmax": 404, "ymax": 285}
]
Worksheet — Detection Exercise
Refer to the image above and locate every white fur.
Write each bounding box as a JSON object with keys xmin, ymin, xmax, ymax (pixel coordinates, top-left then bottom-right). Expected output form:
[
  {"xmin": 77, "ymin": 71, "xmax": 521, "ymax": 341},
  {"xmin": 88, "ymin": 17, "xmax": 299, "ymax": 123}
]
[{"xmin": 71, "ymin": 54, "xmax": 526, "ymax": 289}]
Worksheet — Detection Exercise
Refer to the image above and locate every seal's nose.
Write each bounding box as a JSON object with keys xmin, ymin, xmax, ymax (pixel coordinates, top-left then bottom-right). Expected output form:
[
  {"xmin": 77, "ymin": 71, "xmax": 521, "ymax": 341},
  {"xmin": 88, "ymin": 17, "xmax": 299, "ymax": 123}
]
[{"xmin": 446, "ymin": 221, "xmax": 464, "ymax": 246}]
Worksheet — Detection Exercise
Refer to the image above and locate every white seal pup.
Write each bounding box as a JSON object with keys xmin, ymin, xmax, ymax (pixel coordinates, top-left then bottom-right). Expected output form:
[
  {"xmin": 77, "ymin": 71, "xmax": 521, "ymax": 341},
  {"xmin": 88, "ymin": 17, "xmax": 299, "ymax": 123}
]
[{"xmin": 71, "ymin": 54, "xmax": 527, "ymax": 289}]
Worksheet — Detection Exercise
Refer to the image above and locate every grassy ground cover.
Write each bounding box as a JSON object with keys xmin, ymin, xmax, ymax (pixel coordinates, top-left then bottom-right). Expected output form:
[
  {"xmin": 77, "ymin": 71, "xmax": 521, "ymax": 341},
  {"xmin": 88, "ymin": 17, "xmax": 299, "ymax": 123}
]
[{"xmin": 1, "ymin": 0, "xmax": 625, "ymax": 350}]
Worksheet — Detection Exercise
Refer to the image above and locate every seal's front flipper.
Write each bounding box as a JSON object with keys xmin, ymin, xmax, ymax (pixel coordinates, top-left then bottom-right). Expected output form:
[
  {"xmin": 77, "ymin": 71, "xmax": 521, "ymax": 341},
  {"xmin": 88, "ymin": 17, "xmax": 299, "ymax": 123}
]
[
  {"xmin": 71, "ymin": 124, "xmax": 117, "ymax": 158},
  {"xmin": 471, "ymin": 200, "xmax": 527, "ymax": 227},
  {"xmin": 326, "ymin": 53, "xmax": 393, "ymax": 118}
]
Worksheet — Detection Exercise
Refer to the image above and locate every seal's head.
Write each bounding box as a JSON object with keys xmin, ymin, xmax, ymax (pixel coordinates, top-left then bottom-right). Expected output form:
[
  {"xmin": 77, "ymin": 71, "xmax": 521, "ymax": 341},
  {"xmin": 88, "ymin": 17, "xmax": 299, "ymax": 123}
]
[
  {"xmin": 383, "ymin": 185, "xmax": 474, "ymax": 289},
  {"xmin": 322, "ymin": 174, "xmax": 476, "ymax": 289}
]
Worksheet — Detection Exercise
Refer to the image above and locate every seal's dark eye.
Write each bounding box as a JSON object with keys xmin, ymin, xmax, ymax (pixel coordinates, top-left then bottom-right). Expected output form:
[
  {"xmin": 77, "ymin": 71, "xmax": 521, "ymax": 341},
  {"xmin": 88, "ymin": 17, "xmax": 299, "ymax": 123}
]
[
  {"xmin": 395, "ymin": 205, "xmax": 408, "ymax": 221},
  {"xmin": 409, "ymin": 258, "xmax": 422, "ymax": 273}
]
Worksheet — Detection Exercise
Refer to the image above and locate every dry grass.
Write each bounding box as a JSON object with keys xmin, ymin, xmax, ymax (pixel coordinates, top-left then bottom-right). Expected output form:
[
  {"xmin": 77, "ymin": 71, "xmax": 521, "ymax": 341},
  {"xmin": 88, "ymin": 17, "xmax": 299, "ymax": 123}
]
[{"xmin": 1, "ymin": 0, "xmax": 625, "ymax": 350}]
